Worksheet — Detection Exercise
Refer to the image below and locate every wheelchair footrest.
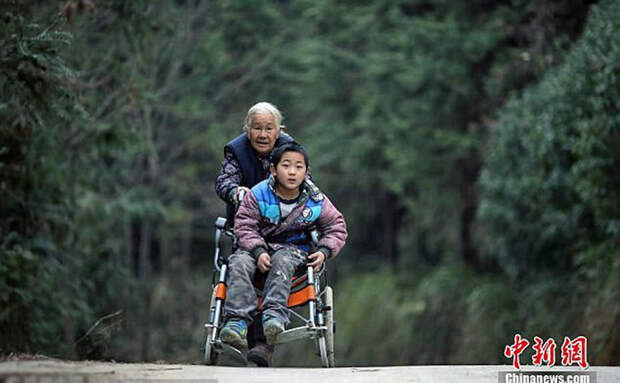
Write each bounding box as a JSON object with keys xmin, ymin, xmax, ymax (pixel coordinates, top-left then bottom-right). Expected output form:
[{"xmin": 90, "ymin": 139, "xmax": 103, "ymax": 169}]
[
  {"xmin": 213, "ymin": 340, "xmax": 248, "ymax": 367},
  {"xmin": 275, "ymin": 325, "xmax": 327, "ymax": 344}
]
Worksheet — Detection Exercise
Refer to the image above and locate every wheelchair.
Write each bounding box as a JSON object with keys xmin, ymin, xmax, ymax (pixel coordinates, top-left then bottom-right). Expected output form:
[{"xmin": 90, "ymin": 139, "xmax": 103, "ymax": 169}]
[{"xmin": 203, "ymin": 212, "xmax": 336, "ymax": 367}]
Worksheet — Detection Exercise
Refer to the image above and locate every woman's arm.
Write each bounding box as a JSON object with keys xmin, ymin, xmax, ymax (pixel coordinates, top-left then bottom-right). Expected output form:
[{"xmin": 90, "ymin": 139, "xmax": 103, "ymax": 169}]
[{"xmin": 215, "ymin": 148, "xmax": 243, "ymax": 203}]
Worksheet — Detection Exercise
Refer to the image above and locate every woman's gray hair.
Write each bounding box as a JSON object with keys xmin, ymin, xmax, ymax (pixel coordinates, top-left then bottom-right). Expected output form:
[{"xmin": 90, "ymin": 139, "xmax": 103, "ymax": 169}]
[{"xmin": 242, "ymin": 102, "xmax": 285, "ymax": 132}]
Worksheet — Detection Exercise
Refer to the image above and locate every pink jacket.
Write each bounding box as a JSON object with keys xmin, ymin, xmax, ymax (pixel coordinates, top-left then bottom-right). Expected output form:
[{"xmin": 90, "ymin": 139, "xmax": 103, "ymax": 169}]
[{"xmin": 234, "ymin": 178, "xmax": 347, "ymax": 259}]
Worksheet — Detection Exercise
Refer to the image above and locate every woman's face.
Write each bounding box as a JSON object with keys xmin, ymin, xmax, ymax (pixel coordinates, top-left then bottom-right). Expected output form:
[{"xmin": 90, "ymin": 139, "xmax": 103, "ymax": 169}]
[{"xmin": 248, "ymin": 112, "xmax": 280, "ymax": 156}]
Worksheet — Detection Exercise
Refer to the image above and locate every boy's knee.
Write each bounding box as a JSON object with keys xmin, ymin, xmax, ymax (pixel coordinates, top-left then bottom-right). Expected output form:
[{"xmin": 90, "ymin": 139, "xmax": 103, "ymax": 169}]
[
  {"xmin": 270, "ymin": 248, "xmax": 302, "ymax": 269},
  {"xmin": 228, "ymin": 251, "xmax": 256, "ymax": 274}
]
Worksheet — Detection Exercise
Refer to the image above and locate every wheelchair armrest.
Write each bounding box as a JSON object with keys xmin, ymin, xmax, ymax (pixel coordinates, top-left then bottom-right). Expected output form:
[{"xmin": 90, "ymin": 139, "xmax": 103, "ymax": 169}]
[
  {"xmin": 215, "ymin": 217, "xmax": 227, "ymax": 230},
  {"xmin": 306, "ymin": 257, "xmax": 327, "ymax": 276},
  {"xmin": 316, "ymin": 260, "xmax": 327, "ymax": 275},
  {"xmin": 309, "ymin": 228, "xmax": 320, "ymax": 247}
]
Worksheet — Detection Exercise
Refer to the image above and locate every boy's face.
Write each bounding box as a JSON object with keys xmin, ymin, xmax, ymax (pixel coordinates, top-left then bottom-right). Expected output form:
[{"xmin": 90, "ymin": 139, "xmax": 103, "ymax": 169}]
[{"xmin": 270, "ymin": 151, "xmax": 308, "ymax": 192}]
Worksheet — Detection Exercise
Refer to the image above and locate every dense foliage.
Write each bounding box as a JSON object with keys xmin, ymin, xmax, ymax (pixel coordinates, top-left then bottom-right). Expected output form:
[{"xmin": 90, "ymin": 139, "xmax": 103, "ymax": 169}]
[
  {"xmin": 479, "ymin": 0, "xmax": 619, "ymax": 363},
  {"xmin": 1, "ymin": 0, "xmax": 617, "ymax": 365}
]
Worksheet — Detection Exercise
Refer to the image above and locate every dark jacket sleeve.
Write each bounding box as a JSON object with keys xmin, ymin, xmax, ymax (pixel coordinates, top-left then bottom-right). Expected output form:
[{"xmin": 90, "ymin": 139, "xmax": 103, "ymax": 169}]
[{"xmin": 215, "ymin": 148, "xmax": 243, "ymax": 203}]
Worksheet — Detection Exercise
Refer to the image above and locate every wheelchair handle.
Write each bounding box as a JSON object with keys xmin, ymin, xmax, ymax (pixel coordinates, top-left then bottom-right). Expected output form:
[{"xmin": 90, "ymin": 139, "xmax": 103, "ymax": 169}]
[
  {"xmin": 214, "ymin": 217, "xmax": 228, "ymax": 272},
  {"xmin": 215, "ymin": 217, "xmax": 227, "ymax": 230},
  {"xmin": 236, "ymin": 188, "xmax": 247, "ymax": 209}
]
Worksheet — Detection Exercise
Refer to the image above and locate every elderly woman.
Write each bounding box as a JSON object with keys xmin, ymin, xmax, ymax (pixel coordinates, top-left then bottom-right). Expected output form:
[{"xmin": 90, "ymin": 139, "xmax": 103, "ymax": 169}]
[
  {"xmin": 214, "ymin": 101, "xmax": 293, "ymax": 367},
  {"xmin": 216, "ymin": 102, "xmax": 293, "ymax": 222}
]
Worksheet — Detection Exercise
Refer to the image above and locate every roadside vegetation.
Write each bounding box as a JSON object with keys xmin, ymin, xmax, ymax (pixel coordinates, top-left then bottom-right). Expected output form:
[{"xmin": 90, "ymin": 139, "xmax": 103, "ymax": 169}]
[{"xmin": 1, "ymin": 0, "xmax": 618, "ymax": 365}]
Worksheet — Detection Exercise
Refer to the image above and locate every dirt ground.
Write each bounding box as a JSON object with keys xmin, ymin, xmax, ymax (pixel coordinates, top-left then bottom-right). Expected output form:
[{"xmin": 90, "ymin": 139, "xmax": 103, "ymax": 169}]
[{"xmin": 0, "ymin": 357, "xmax": 618, "ymax": 383}]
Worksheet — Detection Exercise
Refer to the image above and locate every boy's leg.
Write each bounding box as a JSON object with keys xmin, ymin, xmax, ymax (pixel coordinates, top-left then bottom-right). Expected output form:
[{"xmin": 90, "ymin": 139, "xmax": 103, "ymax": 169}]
[
  {"xmin": 247, "ymin": 275, "xmax": 271, "ymax": 366},
  {"xmin": 221, "ymin": 250, "xmax": 258, "ymax": 349},
  {"xmin": 261, "ymin": 247, "xmax": 307, "ymax": 325}
]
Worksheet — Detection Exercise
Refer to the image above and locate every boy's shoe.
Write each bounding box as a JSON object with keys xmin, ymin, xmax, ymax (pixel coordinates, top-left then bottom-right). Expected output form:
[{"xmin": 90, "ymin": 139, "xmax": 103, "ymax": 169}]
[
  {"xmin": 220, "ymin": 318, "xmax": 248, "ymax": 350},
  {"xmin": 262, "ymin": 316, "xmax": 285, "ymax": 345},
  {"xmin": 247, "ymin": 342, "xmax": 274, "ymax": 367}
]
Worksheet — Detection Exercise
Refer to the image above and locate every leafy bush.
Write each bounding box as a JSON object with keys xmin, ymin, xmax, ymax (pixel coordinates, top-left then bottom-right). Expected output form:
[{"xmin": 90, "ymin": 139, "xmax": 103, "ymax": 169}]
[
  {"xmin": 479, "ymin": 0, "xmax": 620, "ymax": 277},
  {"xmin": 478, "ymin": 0, "xmax": 619, "ymax": 364}
]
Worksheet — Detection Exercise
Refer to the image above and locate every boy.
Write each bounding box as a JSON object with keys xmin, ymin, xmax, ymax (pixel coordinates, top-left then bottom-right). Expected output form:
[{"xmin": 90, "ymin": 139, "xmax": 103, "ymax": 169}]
[{"xmin": 220, "ymin": 141, "xmax": 347, "ymax": 355}]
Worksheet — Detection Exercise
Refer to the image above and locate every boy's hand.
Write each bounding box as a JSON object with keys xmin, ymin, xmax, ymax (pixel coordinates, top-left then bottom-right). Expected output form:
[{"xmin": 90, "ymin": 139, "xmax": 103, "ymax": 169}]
[
  {"xmin": 257, "ymin": 252, "xmax": 271, "ymax": 273},
  {"xmin": 308, "ymin": 251, "xmax": 326, "ymax": 271}
]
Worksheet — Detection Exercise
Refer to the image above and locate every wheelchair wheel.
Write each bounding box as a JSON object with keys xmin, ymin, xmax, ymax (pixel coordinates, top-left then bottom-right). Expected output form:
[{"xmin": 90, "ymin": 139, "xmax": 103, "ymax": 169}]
[
  {"xmin": 203, "ymin": 288, "xmax": 218, "ymax": 365},
  {"xmin": 317, "ymin": 286, "xmax": 335, "ymax": 368},
  {"xmin": 325, "ymin": 286, "xmax": 335, "ymax": 367},
  {"xmin": 317, "ymin": 336, "xmax": 329, "ymax": 367}
]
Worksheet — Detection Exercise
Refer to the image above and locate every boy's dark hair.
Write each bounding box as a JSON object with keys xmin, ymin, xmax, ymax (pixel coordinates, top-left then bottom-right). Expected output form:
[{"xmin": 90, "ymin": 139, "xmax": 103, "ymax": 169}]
[{"xmin": 270, "ymin": 141, "xmax": 309, "ymax": 167}]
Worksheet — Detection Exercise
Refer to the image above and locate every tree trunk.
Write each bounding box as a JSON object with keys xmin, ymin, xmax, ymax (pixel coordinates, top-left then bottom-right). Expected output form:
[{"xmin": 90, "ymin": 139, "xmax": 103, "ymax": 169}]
[
  {"xmin": 64, "ymin": 315, "xmax": 76, "ymax": 360},
  {"xmin": 139, "ymin": 221, "xmax": 152, "ymax": 361},
  {"xmin": 381, "ymin": 191, "xmax": 404, "ymax": 265},
  {"xmin": 459, "ymin": 149, "xmax": 480, "ymax": 267},
  {"xmin": 183, "ymin": 221, "xmax": 193, "ymax": 267}
]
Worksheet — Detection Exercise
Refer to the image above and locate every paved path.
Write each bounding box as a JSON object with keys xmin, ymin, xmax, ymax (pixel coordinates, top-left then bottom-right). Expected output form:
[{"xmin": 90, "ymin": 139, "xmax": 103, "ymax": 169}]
[{"xmin": 1, "ymin": 360, "xmax": 618, "ymax": 383}]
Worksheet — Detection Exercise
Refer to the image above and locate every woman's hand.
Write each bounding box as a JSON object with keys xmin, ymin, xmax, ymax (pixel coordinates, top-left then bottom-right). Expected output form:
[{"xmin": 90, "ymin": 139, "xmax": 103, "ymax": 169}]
[
  {"xmin": 307, "ymin": 251, "xmax": 326, "ymax": 272},
  {"xmin": 233, "ymin": 186, "xmax": 251, "ymax": 204},
  {"xmin": 257, "ymin": 252, "xmax": 271, "ymax": 273}
]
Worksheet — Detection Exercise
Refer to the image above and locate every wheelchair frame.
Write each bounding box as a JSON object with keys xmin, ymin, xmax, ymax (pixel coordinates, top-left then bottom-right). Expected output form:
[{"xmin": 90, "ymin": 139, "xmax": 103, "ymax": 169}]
[{"xmin": 203, "ymin": 216, "xmax": 336, "ymax": 367}]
